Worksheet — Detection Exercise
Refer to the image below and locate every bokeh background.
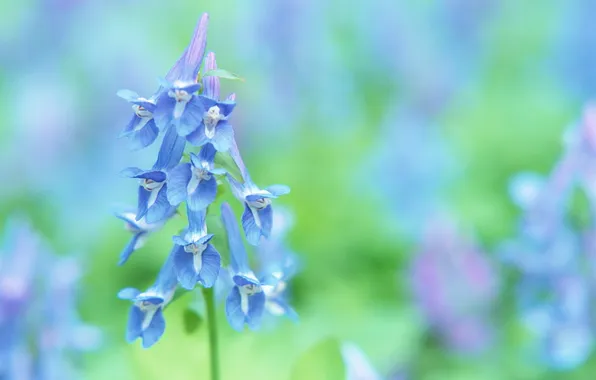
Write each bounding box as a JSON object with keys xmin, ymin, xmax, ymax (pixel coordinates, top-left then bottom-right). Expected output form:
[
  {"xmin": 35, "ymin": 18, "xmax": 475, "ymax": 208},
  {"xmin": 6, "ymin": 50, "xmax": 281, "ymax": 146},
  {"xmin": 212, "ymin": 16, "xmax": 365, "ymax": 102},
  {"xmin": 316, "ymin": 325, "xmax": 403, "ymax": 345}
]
[{"xmin": 2, "ymin": 0, "xmax": 596, "ymax": 379}]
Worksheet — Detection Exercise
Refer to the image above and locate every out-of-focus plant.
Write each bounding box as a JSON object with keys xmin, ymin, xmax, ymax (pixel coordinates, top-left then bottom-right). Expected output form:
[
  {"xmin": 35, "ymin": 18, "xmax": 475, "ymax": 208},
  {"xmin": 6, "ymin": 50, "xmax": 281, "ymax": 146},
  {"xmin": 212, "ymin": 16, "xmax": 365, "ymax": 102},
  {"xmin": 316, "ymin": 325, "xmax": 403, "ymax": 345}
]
[
  {"xmin": 0, "ymin": 216, "xmax": 100, "ymax": 379},
  {"xmin": 502, "ymin": 105, "xmax": 596, "ymax": 369},
  {"xmin": 113, "ymin": 13, "xmax": 298, "ymax": 380}
]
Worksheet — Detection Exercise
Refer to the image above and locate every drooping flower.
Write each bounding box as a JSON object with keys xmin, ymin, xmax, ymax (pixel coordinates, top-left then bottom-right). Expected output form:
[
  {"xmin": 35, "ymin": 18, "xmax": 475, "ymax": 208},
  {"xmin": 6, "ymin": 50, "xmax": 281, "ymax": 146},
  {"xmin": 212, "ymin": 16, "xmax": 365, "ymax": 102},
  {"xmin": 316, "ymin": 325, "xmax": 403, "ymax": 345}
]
[
  {"xmin": 118, "ymin": 252, "xmax": 178, "ymax": 349},
  {"xmin": 114, "ymin": 208, "xmax": 176, "ymax": 266},
  {"xmin": 116, "ymin": 90, "xmax": 159, "ymax": 150},
  {"xmin": 121, "ymin": 126, "xmax": 185, "ymax": 223},
  {"xmin": 153, "ymin": 14, "xmax": 210, "ymax": 136},
  {"xmin": 172, "ymin": 207, "xmax": 221, "ymax": 289},
  {"xmin": 221, "ymin": 202, "xmax": 265, "ymax": 331},
  {"xmin": 257, "ymin": 207, "xmax": 298, "ymax": 321},
  {"xmin": 182, "ymin": 52, "xmax": 237, "ymax": 152},
  {"xmin": 167, "ymin": 143, "xmax": 225, "ymax": 211}
]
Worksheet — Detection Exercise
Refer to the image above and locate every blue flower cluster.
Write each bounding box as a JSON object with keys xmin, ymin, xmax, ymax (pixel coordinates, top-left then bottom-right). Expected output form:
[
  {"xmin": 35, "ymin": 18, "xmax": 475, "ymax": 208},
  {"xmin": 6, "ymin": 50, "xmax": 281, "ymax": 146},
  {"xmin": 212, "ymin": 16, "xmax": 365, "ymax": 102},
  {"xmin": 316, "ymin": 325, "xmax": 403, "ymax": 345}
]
[
  {"xmin": 502, "ymin": 105, "xmax": 596, "ymax": 369},
  {"xmin": 0, "ymin": 217, "xmax": 100, "ymax": 379},
  {"xmin": 115, "ymin": 13, "xmax": 297, "ymax": 348}
]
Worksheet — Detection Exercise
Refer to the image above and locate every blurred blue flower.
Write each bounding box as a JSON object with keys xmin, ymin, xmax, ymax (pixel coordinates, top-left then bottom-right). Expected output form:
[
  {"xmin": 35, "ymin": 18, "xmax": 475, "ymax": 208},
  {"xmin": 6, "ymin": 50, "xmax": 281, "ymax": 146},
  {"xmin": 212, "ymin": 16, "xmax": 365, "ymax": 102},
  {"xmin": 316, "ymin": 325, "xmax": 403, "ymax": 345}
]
[
  {"xmin": 341, "ymin": 342, "xmax": 382, "ymax": 380},
  {"xmin": 185, "ymin": 95, "xmax": 237, "ymax": 152},
  {"xmin": 503, "ymin": 105, "xmax": 596, "ymax": 369},
  {"xmin": 118, "ymin": 252, "xmax": 178, "ymax": 349},
  {"xmin": 221, "ymin": 202, "xmax": 265, "ymax": 331},
  {"xmin": 172, "ymin": 207, "xmax": 221, "ymax": 290},
  {"xmin": 114, "ymin": 208, "xmax": 176, "ymax": 266},
  {"xmin": 410, "ymin": 219, "xmax": 499, "ymax": 353},
  {"xmin": 0, "ymin": 217, "xmax": 99, "ymax": 378},
  {"xmin": 167, "ymin": 143, "xmax": 225, "ymax": 211}
]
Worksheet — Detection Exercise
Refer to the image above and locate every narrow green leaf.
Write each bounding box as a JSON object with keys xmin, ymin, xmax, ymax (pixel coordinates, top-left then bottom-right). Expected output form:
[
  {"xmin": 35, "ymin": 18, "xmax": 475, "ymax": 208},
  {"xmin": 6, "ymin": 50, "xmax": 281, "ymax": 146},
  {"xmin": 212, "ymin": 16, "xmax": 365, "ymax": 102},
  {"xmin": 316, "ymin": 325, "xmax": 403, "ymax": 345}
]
[
  {"xmin": 203, "ymin": 68, "xmax": 245, "ymax": 82},
  {"xmin": 291, "ymin": 338, "xmax": 346, "ymax": 380}
]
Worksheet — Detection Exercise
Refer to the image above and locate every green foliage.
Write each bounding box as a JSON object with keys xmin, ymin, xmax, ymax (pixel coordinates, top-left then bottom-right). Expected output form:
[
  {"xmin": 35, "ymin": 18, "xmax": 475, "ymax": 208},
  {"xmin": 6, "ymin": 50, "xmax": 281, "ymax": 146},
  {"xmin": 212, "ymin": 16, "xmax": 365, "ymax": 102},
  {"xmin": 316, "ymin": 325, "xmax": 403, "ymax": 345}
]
[{"xmin": 290, "ymin": 338, "xmax": 345, "ymax": 380}]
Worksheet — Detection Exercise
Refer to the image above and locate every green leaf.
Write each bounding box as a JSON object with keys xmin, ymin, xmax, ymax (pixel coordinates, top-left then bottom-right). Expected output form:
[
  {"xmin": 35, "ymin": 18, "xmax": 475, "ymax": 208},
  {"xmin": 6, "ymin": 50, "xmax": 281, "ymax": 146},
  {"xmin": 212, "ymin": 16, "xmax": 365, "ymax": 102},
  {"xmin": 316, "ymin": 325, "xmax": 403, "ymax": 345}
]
[
  {"xmin": 202, "ymin": 69, "xmax": 245, "ymax": 82},
  {"xmin": 291, "ymin": 338, "xmax": 346, "ymax": 380},
  {"xmin": 214, "ymin": 151, "xmax": 243, "ymax": 182},
  {"xmin": 182, "ymin": 308, "xmax": 203, "ymax": 334}
]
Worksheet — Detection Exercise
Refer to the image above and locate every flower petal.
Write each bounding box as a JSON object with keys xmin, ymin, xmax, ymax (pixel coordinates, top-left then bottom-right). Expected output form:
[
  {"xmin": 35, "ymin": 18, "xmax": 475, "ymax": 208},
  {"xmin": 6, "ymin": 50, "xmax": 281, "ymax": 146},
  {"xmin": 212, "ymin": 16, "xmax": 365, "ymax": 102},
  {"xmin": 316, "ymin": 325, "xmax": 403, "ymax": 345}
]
[
  {"xmin": 247, "ymin": 291, "xmax": 266, "ymax": 330},
  {"xmin": 173, "ymin": 245, "xmax": 199, "ymax": 290},
  {"xmin": 141, "ymin": 308, "xmax": 166, "ymax": 349},
  {"xmin": 211, "ymin": 121, "xmax": 234, "ymax": 152},
  {"xmin": 153, "ymin": 95, "xmax": 176, "ymax": 131},
  {"xmin": 128, "ymin": 120, "xmax": 159, "ymax": 151},
  {"xmin": 136, "ymin": 187, "xmax": 150, "ymax": 221},
  {"xmin": 258, "ymin": 205, "xmax": 273, "ymax": 239},
  {"xmin": 118, "ymin": 287, "xmax": 141, "ymax": 300},
  {"xmin": 154, "ymin": 126, "xmax": 186, "ymax": 170},
  {"xmin": 176, "ymin": 97, "xmax": 205, "ymax": 137},
  {"xmin": 188, "ymin": 176, "xmax": 217, "ymax": 211},
  {"xmin": 221, "ymin": 203, "xmax": 250, "ymax": 273},
  {"xmin": 199, "ymin": 245, "xmax": 221, "ymax": 288},
  {"xmin": 119, "ymin": 232, "xmax": 145, "ymax": 266},
  {"xmin": 126, "ymin": 306, "xmax": 144, "ymax": 343},
  {"xmin": 242, "ymin": 204, "xmax": 262, "ymax": 246},
  {"xmin": 265, "ymin": 184, "xmax": 291, "ymax": 197},
  {"xmin": 117, "ymin": 89, "xmax": 140, "ymax": 102},
  {"xmin": 145, "ymin": 186, "xmax": 173, "ymax": 224},
  {"xmin": 225, "ymin": 286, "xmax": 245, "ymax": 331},
  {"xmin": 202, "ymin": 52, "xmax": 219, "ymax": 100},
  {"xmin": 186, "ymin": 124, "xmax": 209, "ymax": 147},
  {"xmin": 167, "ymin": 163, "xmax": 192, "ymax": 206}
]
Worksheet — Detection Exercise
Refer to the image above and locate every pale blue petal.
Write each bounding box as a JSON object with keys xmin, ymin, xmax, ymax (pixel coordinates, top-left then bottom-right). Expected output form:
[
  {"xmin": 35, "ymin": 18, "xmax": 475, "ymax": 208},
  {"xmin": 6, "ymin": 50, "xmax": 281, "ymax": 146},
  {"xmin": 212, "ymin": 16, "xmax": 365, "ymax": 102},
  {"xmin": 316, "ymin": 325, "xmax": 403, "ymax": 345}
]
[
  {"xmin": 188, "ymin": 177, "xmax": 217, "ymax": 211},
  {"xmin": 153, "ymin": 95, "xmax": 175, "ymax": 131},
  {"xmin": 181, "ymin": 13, "xmax": 209, "ymax": 81},
  {"xmin": 242, "ymin": 205, "xmax": 262, "ymax": 246},
  {"xmin": 154, "ymin": 126, "xmax": 186, "ymax": 170},
  {"xmin": 118, "ymin": 287, "xmax": 141, "ymax": 300},
  {"xmin": 199, "ymin": 245, "xmax": 221, "ymax": 288},
  {"xmin": 136, "ymin": 187, "xmax": 150, "ymax": 221},
  {"xmin": 211, "ymin": 121, "xmax": 234, "ymax": 152},
  {"xmin": 121, "ymin": 167, "xmax": 143, "ymax": 178},
  {"xmin": 176, "ymin": 97, "xmax": 204, "ymax": 137},
  {"xmin": 167, "ymin": 163, "xmax": 192, "ymax": 206},
  {"xmin": 225, "ymin": 286, "xmax": 245, "ymax": 331},
  {"xmin": 126, "ymin": 306, "xmax": 143, "ymax": 343},
  {"xmin": 247, "ymin": 291, "xmax": 266, "ymax": 330},
  {"xmin": 198, "ymin": 143, "xmax": 217, "ymax": 163},
  {"xmin": 119, "ymin": 232, "xmax": 145, "ymax": 266},
  {"xmin": 202, "ymin": 52, "xmax": 219, "ymax": 99},
  {"xmin": 187, "ymin": 207, "xmax": 207, "ymax": 235},
  {"xmin": 186, "ymin": 124, "xmax": 209, "ymax": 147},
  {"xmin": 145, "ymin": 186, "xmax": 172, "ymax": 224},
  {"xmin": 258, "ymin": 205, "xmax": 273, "ymax": 239},
  {"xmin": 117, "ymin": 89, "xmax": 140, "ymax": 102},
  {"xmin": 221, "ymin": 203, "xmax": 249, "ymax": 273},
  {"xmin": 128, "ymin": 120, "xmax": 159, "ymax": 151},
  {"xmin": 265, "ymin": 184, "xmax": 291, "ymax": 197},
  {"xmin": 173, "ymin": 245, "xmax": 198, "ymax": 290},
  {"xmin": 141, "ymin": 308, "xmax": 165, "ymax": 348}
]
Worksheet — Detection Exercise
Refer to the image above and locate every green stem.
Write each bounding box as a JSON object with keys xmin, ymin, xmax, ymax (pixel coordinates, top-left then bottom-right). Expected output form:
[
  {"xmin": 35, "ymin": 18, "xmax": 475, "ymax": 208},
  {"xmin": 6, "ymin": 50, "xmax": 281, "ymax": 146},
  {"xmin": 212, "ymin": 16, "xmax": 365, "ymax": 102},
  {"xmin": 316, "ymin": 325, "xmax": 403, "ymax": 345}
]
[{"xmin": 202, "ymin": 287, "xmax": 220, "ymax": 380}]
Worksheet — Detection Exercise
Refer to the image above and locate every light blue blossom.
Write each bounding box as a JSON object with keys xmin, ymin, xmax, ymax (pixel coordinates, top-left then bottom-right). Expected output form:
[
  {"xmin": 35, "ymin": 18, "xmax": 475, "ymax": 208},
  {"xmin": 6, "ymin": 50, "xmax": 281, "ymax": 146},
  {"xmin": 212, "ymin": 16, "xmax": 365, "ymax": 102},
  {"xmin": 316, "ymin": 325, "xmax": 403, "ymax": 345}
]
[
  {"xmin": 121, "ymin": 125, "xmax": 185, "ymax": 223},
  {"xmin": 221, "ymin": 202, "xmax": 265, "ymax": 331},
  {"xmin": 167, "ymin": 143, "xmax": 225, "ymax": 211},
  {"xmin": 153, "ymin": 14, "xmax": 210, "ymax": 136},
  {"xmin": 172, "ymin": 207, "xmax": 221, "ymax": 289},
  {"xmin": 114, "ymin": 208, "xmax": 176, "ymax": 265},
  {"xmin": 118, "ymin": 253, "xmax": 178, "ymax": 349},
  {"xmin": 116, "ymin": 90, "xmax": 159, "ymax": 150}
]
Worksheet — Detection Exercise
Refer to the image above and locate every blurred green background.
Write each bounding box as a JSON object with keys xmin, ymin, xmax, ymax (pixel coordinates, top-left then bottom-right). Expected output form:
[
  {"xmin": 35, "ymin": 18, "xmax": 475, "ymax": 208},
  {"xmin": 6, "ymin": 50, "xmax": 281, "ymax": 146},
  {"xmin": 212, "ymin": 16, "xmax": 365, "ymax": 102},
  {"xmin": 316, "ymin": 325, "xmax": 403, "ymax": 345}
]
[{"xmin": 1, "ymin": 0, "xmax": 595, "ymax": 379}]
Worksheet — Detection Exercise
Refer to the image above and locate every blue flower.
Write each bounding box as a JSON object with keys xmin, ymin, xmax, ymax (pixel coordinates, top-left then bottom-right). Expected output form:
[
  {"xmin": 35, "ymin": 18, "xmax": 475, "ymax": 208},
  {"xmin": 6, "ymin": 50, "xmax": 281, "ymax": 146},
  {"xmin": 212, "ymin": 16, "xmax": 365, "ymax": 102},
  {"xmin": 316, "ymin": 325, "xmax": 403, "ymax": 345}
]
[
  {"xmin": 221, "ymin": 202, "xmax": 265, "ymax": 331},
  {"xmin": 153, "ymin": 13, "xmax": 210, "ymax": 136},
  {"xmin": 118, "ymin": 252, "xmax": 178, "ymax": 349},
  {"xmin": 167, "ymin": 143, "xmax": 225, "ymax": 211},
  {"xmin": 172, "ymin": 207, "xmax": 221, "ymax": 289},
  {"xmin": 227, "ymin": 174, "xmax": 290, "ymax": 246},
  {"xmin": 182, "ymin": 52, "xmax": 237, "ymax": 153},
  {"xmin": 122, "ymin": 126, "xmax": 185, "ymax": 223},
  {"xmin": 116, "ymin": 89, "xmax": 159, "ymax": 150},
  {"xmin": 114, "ymin": 208, "xmax": 176, "ymax": 266},
  {"xmin": 185, "ymin": 96, "xmax": 236, "ymax": 152}
]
